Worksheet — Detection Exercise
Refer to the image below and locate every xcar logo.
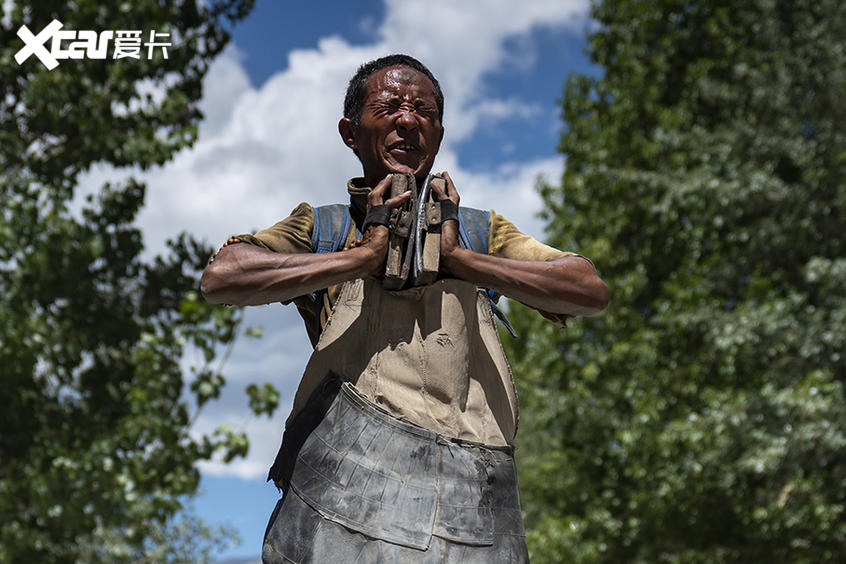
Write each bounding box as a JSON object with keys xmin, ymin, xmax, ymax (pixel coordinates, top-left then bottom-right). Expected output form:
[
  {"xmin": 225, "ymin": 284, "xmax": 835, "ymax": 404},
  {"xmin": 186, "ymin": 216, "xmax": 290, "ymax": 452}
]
[{"xmin": 14, "ymin": 19, "xmax": 171, "ymax": 70}]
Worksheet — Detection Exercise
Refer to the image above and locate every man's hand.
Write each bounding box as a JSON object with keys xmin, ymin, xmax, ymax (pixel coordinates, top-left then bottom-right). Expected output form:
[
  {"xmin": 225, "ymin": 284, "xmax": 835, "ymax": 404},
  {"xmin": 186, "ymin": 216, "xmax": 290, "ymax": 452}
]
[
  {"xmin": 429, "ymin": 171, "xmax": 461, "ymax": 266},
  {"xmin": 354, "ymin": 174, "xmax": 412, "ymax": 278},
  {"xmin": 209, "ymin": 237, "xmax": 242, "ymax": 264}
]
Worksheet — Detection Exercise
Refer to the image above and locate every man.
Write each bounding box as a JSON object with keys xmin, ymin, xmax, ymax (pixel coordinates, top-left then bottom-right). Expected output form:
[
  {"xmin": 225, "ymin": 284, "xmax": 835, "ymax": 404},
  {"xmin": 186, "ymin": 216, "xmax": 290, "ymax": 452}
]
[{"xmin": 202, "ymin": 54, "xmax": 607, "ymax": 563}]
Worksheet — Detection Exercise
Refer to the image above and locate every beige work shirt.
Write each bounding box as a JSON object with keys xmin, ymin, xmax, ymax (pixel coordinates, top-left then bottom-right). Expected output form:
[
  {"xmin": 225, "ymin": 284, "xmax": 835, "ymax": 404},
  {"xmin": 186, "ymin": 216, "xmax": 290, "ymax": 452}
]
[{"xmin": 235, "ymin": 178, "xmax": 582, "ymax": 445}]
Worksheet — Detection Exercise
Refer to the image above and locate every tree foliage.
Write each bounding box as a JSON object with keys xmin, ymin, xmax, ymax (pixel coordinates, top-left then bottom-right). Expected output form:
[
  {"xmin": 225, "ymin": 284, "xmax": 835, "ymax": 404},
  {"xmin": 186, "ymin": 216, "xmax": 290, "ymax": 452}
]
[
  {"xmin": 0, "ymin": 1, "xmax": 280, "ymax": 561},
  {"xmin": 506, "ymin": 1, "xmax": 846, "ymax": 561}
]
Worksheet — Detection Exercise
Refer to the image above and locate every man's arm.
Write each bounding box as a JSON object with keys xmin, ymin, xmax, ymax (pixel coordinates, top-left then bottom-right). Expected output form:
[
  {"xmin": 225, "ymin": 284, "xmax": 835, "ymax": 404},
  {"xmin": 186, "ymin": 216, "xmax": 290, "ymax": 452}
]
[
  {"xmin": 201, "ymin": 239, "xmax": 381, "ymax": 306},
  {"xmin": 201, "ymin": 177, "xmax": 411, "ymax": 306},
  {"xmin": 433, "ymin": 172, "xmax": 609, "ymax": 317}
]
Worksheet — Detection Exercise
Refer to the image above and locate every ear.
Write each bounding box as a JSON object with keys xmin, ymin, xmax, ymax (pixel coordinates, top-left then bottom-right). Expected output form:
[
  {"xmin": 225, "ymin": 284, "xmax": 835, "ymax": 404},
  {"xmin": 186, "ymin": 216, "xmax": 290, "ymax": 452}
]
[
  {"xmin": 431, "ymin": 123, "xmax": 444, "ymax": 154},
  {"xmin": 338, "ymin": 117, "xmax": 357, "ymax": 151}
]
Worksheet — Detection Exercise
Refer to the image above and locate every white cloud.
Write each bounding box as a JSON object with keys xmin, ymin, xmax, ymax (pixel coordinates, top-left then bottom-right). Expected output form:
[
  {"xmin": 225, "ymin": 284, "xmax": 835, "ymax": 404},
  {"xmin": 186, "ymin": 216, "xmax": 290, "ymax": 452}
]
[
  {"xmin": 198, "ymin": 45, "xmax": 252, "ymax": 138},
  {"xmin": 77, "ymin": 0, "xmax": 588, "ymax": 479}
]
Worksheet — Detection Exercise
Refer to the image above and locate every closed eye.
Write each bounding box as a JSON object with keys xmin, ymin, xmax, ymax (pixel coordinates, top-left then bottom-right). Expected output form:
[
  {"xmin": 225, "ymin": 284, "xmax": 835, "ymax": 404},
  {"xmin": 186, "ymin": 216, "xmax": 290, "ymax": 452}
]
[{"xmin": 370, "ymin": 97, "xmax": 436, "ymax": 119}]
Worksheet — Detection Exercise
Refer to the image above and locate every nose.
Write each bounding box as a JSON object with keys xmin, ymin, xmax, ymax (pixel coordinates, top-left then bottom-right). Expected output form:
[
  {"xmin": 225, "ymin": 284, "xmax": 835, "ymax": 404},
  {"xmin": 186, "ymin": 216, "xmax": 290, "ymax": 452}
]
[{"xmin": 394, "ymin": 105, "xmax": 419, "ymax": 132}]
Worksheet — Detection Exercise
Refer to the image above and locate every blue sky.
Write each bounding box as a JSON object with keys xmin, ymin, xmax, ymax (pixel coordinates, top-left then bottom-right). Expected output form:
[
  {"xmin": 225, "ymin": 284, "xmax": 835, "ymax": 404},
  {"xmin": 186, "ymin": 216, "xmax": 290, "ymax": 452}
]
[{"xmin": 85, "ymin": 0, "xmax": 599, "ymax": 560}]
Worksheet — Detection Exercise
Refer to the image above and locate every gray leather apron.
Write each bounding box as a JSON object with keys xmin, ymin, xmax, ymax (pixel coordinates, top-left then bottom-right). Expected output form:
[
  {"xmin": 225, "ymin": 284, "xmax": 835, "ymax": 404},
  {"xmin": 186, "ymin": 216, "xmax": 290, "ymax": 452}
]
[{"xmin": 263, "ymin": 278, "xmax": 528, "ymax": 562}]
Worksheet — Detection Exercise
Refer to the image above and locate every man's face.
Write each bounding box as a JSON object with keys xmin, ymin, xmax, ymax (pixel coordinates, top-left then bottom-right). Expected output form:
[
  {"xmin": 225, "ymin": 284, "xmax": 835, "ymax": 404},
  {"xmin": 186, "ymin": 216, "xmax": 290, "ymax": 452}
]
[{"xmin": 340, "ymin": 65, "xmax": 444, "ymax": 185}]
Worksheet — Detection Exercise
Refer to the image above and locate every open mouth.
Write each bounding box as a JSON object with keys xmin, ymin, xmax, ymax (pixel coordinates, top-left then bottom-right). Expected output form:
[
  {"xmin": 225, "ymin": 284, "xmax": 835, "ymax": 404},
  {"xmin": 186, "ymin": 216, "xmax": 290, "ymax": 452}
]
[{"xmin": 390, "ymin": 142, "xmax": 418, "ymax": 152}]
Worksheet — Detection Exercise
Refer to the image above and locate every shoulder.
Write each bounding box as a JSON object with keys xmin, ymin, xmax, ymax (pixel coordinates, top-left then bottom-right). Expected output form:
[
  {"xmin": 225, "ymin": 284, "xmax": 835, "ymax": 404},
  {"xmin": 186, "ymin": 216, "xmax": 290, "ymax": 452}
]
[
  {"xmin": 488, "ymin": 209, "xmax": 580, "ymax": 261},
  {"xmin": 232, "ymin": 202, "xmax": 315, "ymax": 253},
  {"xmin": 311, "ymin": 203, "xmax": 357, "ymax": 253}
]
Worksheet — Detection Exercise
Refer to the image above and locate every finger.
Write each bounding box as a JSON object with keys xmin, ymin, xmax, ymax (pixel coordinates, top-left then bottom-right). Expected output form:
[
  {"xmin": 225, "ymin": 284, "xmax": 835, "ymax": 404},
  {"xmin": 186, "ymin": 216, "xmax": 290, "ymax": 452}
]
[
  {"xmin": 210, "ymin": 238, "xmax": 242, "ymax": 263},
  {"xmin": 384, "ymin": 189, "xmax": 412, "ymax": 208},
  {"xmin": 220, "ymin": 237, "xmax": 241, "ymax": 249},
  {"xmin": 368, "ymin": 175, "xmax": 394, "ymax": 207},
  {"xmin": 440, "ymin": 171, "xmax": 460, "ymax": 204},
  {"xmin": 430, "ymin": 175, "xmax": 447, "ymax": 201}
]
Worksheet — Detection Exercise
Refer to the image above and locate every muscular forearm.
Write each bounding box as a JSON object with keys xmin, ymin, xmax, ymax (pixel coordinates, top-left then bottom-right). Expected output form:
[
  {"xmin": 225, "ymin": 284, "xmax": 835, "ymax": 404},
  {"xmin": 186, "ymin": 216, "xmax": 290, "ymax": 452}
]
[
  {"xmin": 200, "ymin": 241, "xmax": 380, "ymax": 306},
  {"xmin": 202, "ymin": 176, "xmax": 411, "ymax": 307},
  {"xmin": 428, "ymin": 171, "xmax": 607, "ymax": 317},
  {"xmin": 441, "ymin": 248, "xmax": 609, "ymax": 316}
]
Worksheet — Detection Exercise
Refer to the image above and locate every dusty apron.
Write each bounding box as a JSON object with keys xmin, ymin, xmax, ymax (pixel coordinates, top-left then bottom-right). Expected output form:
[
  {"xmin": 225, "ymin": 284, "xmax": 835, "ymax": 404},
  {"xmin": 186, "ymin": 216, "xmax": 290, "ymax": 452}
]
[{"xmin": 263, "ymin": 278, "xmax": 528, "ymax": 563}]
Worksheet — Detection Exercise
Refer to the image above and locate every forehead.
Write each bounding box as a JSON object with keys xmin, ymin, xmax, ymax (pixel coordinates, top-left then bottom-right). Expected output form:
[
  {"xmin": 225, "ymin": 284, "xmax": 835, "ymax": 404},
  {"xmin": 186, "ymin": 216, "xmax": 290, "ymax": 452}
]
[{"xmin": 365, "ymin": 65, "xmax": 438, "ymax": 101}]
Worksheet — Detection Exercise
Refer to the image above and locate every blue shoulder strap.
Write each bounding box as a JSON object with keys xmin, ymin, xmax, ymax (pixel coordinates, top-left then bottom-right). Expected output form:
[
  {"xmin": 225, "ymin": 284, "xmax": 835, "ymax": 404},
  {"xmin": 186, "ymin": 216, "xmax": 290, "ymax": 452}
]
[
  {"xmin": 457, "ymin": 207, "xmax": 489, "ymax": 255},
  {"xmin": 302, "ymin": 204, "xmax": 357, "ymax": 345},
  {"xmin": 458, "ymin": 208, "xmax": 518, "ymax": 338},
  {"xmin": 311, "ymin": 204, "xmax": 354, "ymax": 253}
]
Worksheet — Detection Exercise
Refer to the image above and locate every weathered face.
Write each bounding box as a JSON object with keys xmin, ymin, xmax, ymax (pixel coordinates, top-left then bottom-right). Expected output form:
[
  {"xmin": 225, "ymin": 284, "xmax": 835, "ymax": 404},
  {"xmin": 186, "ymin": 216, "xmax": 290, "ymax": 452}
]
[{"xmin": 340, "ymin": 65, "xmax": 444, "ymax": 186}]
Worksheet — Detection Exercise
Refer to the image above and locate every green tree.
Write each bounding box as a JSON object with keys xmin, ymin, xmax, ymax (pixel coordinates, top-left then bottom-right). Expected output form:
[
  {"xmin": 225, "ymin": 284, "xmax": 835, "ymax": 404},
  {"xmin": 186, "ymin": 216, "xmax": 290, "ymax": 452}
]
[
  {"xmin": 506, "ymin": 0, "xmax": 846, "ymax": 562},
  {"xmin": 0, "ymin": 1, "xmax": 279, "ymax": 562}
]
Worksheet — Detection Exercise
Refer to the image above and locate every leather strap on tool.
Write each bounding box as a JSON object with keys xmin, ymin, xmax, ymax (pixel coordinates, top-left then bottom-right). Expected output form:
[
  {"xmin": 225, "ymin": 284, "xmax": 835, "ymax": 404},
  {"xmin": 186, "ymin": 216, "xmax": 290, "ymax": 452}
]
[
  {"xmin": 425, "ymin": 199, "xmax": 458, "ymax": 228},
  {"xmin": 361, "ymin": 205, "xmax": 391, "ymax": 232}
]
